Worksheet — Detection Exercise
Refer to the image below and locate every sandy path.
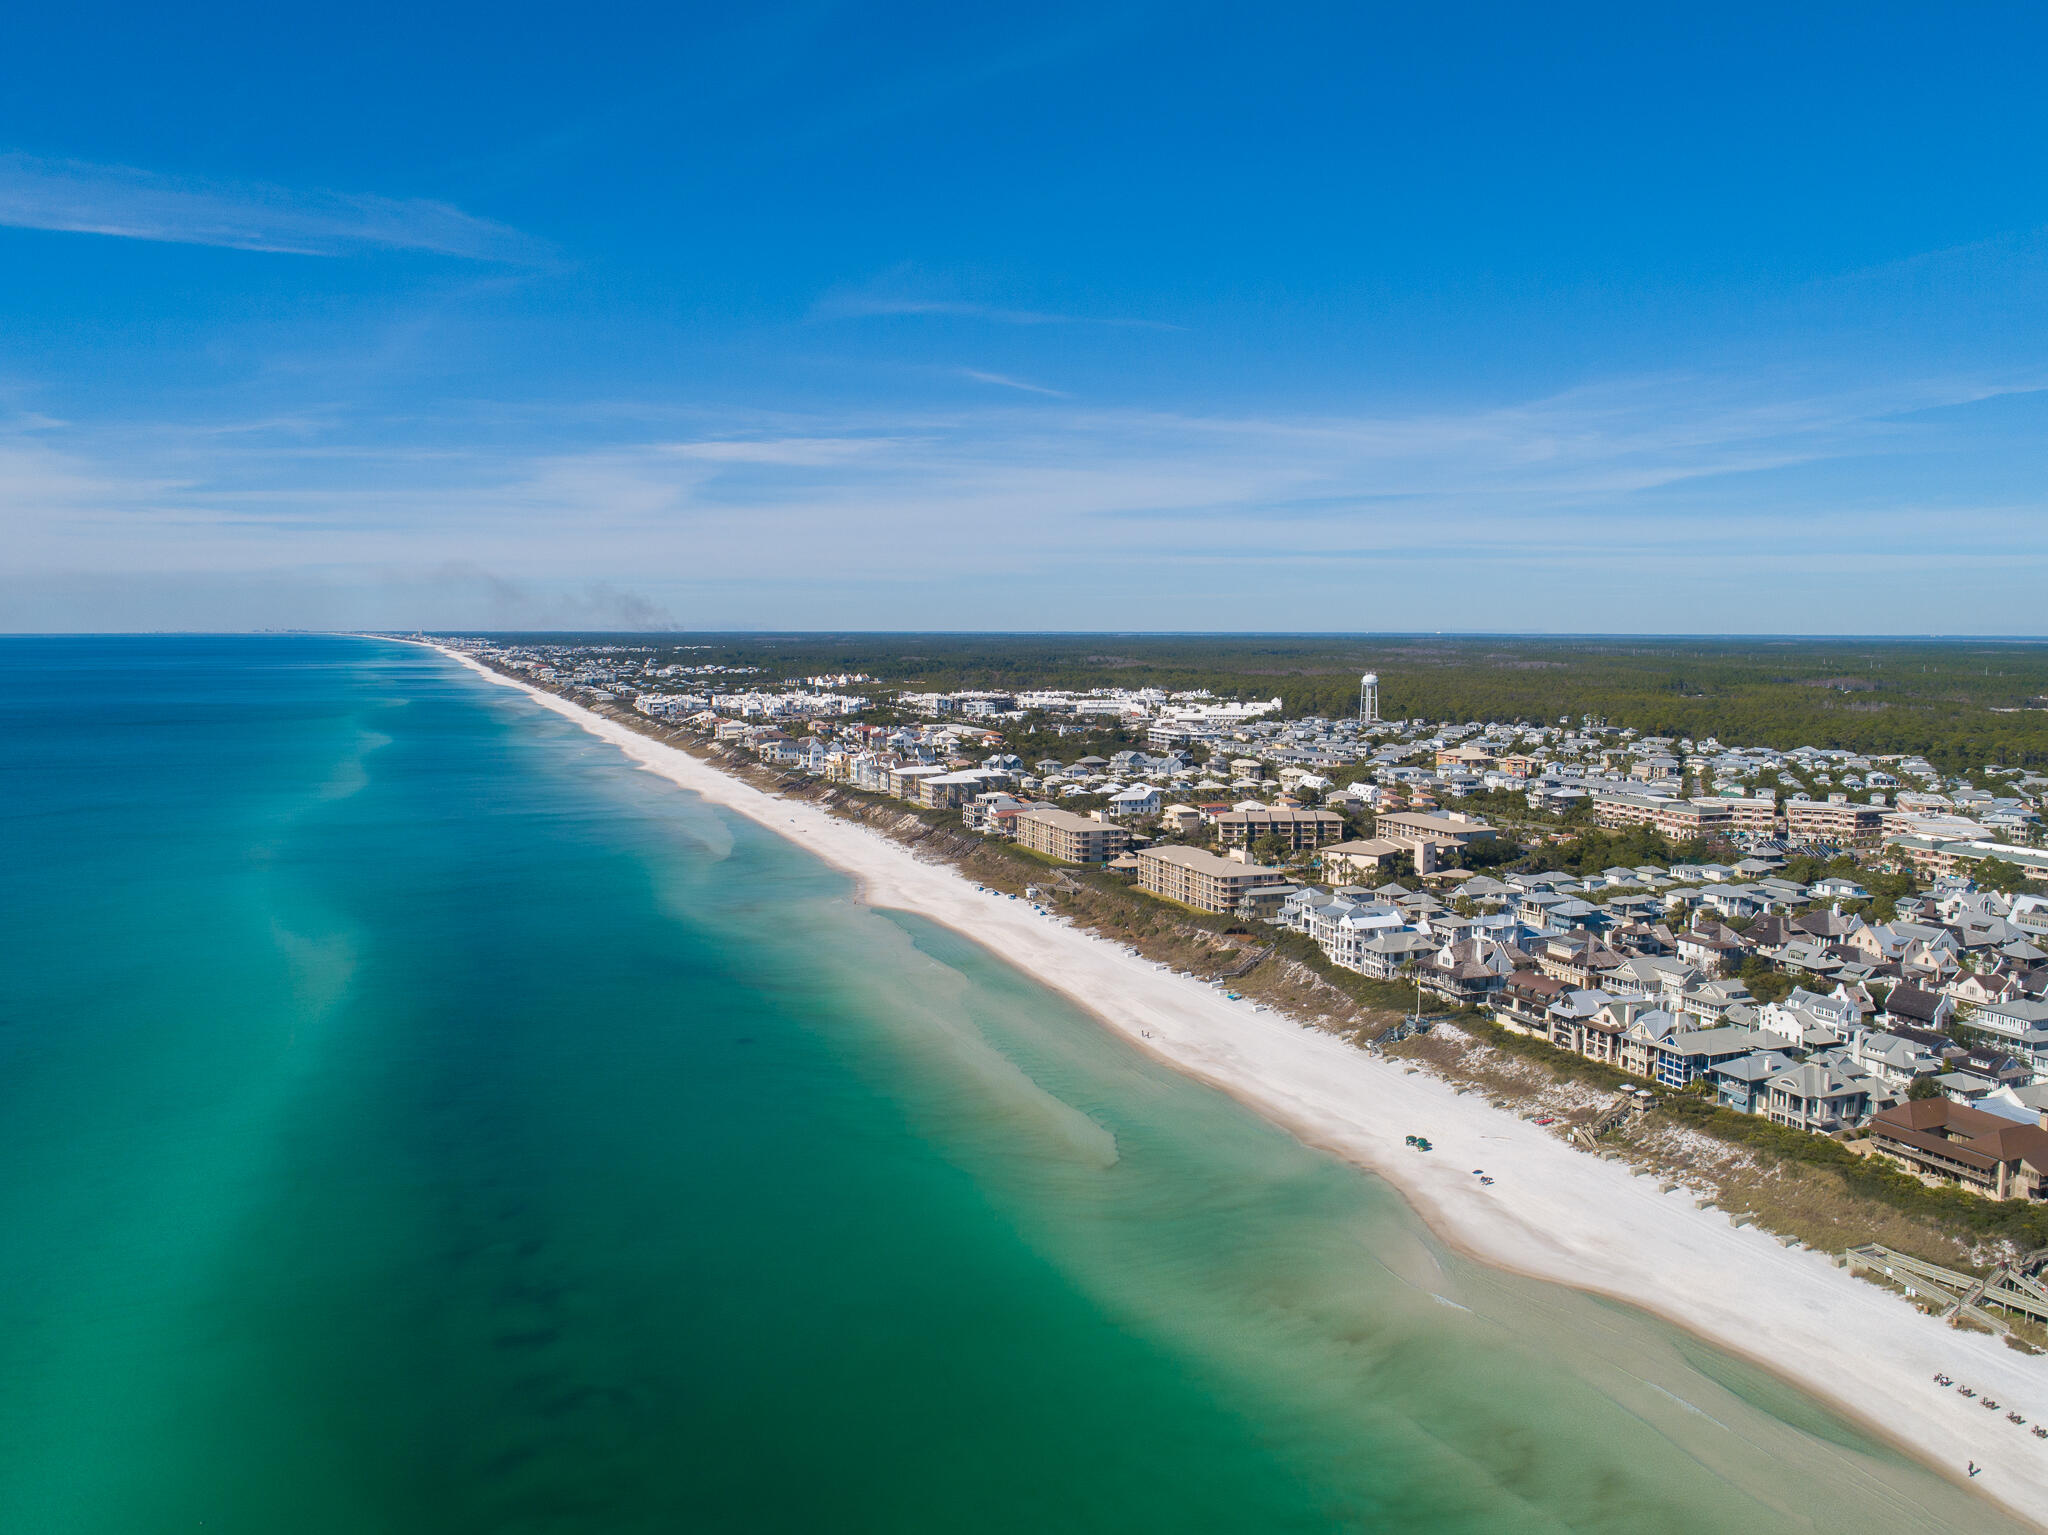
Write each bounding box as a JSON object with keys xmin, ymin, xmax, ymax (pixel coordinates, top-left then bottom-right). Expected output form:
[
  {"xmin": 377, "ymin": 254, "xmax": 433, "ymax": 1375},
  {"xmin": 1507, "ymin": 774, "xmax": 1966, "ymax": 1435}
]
[{"xmin": 436, "ymin": 646, "xmax": 2048, "ymax": 1525}]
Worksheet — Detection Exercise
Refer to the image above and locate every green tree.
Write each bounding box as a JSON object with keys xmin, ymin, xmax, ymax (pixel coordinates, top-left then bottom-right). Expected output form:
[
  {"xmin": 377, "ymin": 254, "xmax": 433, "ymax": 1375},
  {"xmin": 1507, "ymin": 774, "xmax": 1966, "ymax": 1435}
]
[
  {"xmin": 1974, "ymin": 857, "xmax": 2033, "ymax": 895},
  {"xmin": 1250, "ymin": 833, "xmax": 1290, "ymax": 866},
  {"xmin": 1739, "ymin": 959, "xmax": 1795, "ymax": 1005},
  {"xmin": 1446, "ymin": 834, "xmax": 1522, "ymax": 870},
  {"xmin": 1908, "ymin": 1075, "xmax": 1944, "ymax": 1101}
]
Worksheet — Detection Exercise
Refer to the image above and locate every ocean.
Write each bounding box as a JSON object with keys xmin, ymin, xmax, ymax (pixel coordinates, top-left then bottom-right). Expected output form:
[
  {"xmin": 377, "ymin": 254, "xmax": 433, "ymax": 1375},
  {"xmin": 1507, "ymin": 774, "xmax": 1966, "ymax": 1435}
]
[{"xmin": 0, "ymin": 635, "xmax": 2020, "ymax": 1533}]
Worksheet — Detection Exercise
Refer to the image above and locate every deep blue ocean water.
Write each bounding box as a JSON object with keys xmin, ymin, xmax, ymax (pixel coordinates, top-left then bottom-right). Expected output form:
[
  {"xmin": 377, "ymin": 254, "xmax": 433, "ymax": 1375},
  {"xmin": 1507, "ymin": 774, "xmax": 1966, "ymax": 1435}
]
[{"xmin": 0, "ymin": 635, "xmax": 2022, "ymax": 1533}]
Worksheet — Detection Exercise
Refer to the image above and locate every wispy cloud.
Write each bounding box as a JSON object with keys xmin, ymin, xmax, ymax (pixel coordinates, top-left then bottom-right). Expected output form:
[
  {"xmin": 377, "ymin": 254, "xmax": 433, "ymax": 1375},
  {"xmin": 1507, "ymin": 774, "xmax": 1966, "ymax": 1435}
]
[
  {"xmin": 818, "ymin": 295, "xmax": 1175, "ymax": 328},
  {"xmin": 957, "ymin": 368, "xmax": 1068, "ymax": 397},
  {"xmin": 5, "ymin": 367, "xmax": 2044, "ymax": 631},
  {"xmin": 0, "ymin": 153, "xmax": 543, "ymax": 261},
  {"xmin": 659, "ymin": 436, "xmax": 907, "ymax": 465},
  {"xmin": 811, "ymin": 267, "xmax": 1180, "ymax": 329}
]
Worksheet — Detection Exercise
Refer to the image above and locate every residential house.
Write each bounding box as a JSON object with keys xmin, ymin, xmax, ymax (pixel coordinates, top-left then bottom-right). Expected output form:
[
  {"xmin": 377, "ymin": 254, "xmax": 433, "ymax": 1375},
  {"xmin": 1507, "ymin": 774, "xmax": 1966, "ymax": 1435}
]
[
  {"xmin": 1495, "ymin": 970, "xmax": 1572, "ymax": 1035},
  {"xmin": 1354, "ymin": 929, "xmax": 1439, "ymax": 979},
  {"xmin": 918, "ymin": 769, "xmax": 1006, "ymax": 809},
  {"xmin": 963, "ymin": 792, "xmax": 1024, "ymax": 832},
  {"xmin": 1613, "ymin": 1004, "xmax": 1685, "ymax": 1079},
  {"xmin": 1600, "ymin": 954, "xmax": 1697, "ymax": 1006},
  {"xmin": 1966, "ymin": 997, "xmax": 2048, "ymax": 1053},
  {"xmin": 1772, "ymin": 939, "xmax": 1845, "ymax": 981},
  {"xmin": 1294, "ymin": 892, "xmax": 1407, "ymax": 971},
  {"xmin": 1881, "ymin": 983, "xmax": 1953, "ymax": 1034},
  {"xmin": 1539, "ymin": 934, "xmax": 1628, "ymax": 989},
  {"xmin": 1709, "ymin": 1048, "xmax": 1799, "ymax": 1113},
  {"xmin": 1764, "ymin": 1062, "xmax": 1880, "ymax": 1134},
  {"xmin": 1757, "ymin": 988, "xmax": 1858, "ymax": 1050},
  {"xmin": 1676, "ymin": 978, "xmax": 1757, "ymax": 1029},
  {"xmin": 1867, "ymin": 1099, "xmax": 2048, "ymax": 1199},
  {"xmin": 1236, "ymin": 881, "xmax": 1302, "ymax": 921},
  {"xmin": 1106, "ymin": 784, "xmax": 1163, "ymax": 818},
  {"xmin": 1674, "ymin": 926, "xmax": 1744, "ymax": 977},
  {"xmin": 1845, "ymin": 1029, "xmax": 1945, "ymax": 1091},
  {"xmin": 1548, "ymin": 990, "xmax": 1633, "ymax": 1068},
  {"xmin": 1653, "ymin": 1026, "xmax": 1781, "ymax": 1090},
  {"xmin": 1415, "ymin": 938, "xmax": 1516, "ymax": 1006}
]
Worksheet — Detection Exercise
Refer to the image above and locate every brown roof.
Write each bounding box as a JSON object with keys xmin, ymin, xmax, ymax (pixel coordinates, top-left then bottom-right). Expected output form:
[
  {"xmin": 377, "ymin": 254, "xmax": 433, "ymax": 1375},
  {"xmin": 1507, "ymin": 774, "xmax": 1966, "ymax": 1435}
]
[
  {"xmin": 1870, "ymin": 1120, "xmax": 2001, "ymax": 1174},
  {"xmin": 1869, "ymin": 1099, "xmax": 2048, "ymax": 1170}
]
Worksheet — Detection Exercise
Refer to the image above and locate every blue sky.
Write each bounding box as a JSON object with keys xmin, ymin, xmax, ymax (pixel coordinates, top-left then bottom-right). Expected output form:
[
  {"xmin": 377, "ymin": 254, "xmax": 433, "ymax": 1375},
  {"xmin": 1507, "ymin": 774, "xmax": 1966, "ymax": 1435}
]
[{"xmin": 2, "ymin": 2, "xmax": 2045, "ymax": 632}]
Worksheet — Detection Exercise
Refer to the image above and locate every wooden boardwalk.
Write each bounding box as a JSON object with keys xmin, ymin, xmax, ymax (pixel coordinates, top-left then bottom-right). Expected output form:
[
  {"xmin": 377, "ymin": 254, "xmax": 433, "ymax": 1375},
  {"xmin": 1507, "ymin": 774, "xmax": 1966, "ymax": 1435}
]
[{"xmin": 1844, "ymin": 1244, "xmax": 2048, "ymax": 1333}]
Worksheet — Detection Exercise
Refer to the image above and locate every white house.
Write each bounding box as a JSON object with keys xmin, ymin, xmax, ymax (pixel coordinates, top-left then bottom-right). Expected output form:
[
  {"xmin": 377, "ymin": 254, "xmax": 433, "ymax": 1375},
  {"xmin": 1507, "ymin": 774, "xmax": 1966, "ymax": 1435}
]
[{"xmin": 1106, "ymin": 785, "xmax": 1163, "ymax": 818}]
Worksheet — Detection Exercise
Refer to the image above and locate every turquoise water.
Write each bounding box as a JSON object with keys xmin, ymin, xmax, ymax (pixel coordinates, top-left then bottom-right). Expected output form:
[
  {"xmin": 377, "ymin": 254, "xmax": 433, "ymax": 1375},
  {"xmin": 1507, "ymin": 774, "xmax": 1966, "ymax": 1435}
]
[{"xmin": 0, "ymin": 636, "xmax": 2023, "ymax": 1533}]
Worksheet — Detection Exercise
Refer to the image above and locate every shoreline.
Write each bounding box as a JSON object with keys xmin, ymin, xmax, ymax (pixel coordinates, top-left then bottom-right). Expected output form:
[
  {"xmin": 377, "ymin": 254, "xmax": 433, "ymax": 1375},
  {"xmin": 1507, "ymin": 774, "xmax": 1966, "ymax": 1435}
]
[{"xmin": 423, "ymin": 641, "xmax": 2048, "ymax": 1526}]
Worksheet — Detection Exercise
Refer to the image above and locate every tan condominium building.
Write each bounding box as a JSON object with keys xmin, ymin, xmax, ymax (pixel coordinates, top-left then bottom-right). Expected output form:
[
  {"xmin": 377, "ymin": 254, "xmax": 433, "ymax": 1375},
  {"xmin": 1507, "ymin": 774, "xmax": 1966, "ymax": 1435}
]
[
  {"xmin": 1213, "ymin": 806, "xmax": 1346, "ymax": 851},
  {"xmin": 1784, "ymin": 799, "xmax": 1888, "ymax": 846},
  {"xmin": 1137, "ymin": 845, "xmax": 1274, "ymax": 913},
  {"xmin": 1595, "ymin": 794, "xmax": 1778, "ymax": 839},
  {"xmin": 1657, "ymin": 797, "xmax": 1775, "ymax": 839},
  {"xmin": 1321, "ymin": 838, "xmax": 1404, "ymax": 883},
  {"xmin": 1374, "ymin": 810, "xmax": 1496, "ymax": 848},
  {"xmin": 1370, "ymin": 809, "xmax": 1498, "ymax": 873},
  {"xmin": 1885, "ymin": 835, "xmax": 2048, "ymax": 882},
  {"xmin": 1718, "ymin": 797, "xmax": 1778, "ymax": 834},
  {"xmin": 1592, "ymin": 792, "xmax": 1662, "ymax": 830},
  {"xmin": 1649, "ymin": 798, "xmax": 1729, "ymax": 839},
  {"xmin": 1015, "ymin": 807, "xmax": 1132, "ymax": 864}
]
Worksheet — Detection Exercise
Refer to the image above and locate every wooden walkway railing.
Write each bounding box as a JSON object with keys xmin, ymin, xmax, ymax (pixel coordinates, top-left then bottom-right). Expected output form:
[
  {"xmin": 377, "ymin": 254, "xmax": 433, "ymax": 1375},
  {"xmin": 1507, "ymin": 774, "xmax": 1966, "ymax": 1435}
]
[{"xmin": 1844, "ymin": 1244, "xmax": 2048, "ymax": 1333}]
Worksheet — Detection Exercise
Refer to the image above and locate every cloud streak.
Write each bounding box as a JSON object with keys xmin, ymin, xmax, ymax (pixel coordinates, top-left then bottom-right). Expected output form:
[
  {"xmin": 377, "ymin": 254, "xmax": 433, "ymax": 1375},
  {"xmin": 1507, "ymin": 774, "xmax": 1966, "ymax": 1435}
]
[
  {"xmin": 5, "ymin": 367, "xmax": 2044, "ymax": 632},
  {"xmin": 957, "ymin": 368, "xmax": 1068, "ymax": 396},
  {"xmin": 810, "ymin": 268, "xmax": 1181, "ymax": 329},
  {"xmin": 817, "ymin": 295, "xmax": 1177, "ymax": 328},
  {"xmin": 0, "ymin": 153, "xmax": 542, "ymax": 261}
]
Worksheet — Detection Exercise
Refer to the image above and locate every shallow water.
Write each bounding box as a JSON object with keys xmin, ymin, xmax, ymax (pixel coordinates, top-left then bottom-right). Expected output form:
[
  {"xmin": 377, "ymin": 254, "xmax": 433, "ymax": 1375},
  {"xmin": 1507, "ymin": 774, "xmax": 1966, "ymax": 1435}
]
[{"xmin": 0, "ymin": 636, "xmax": 2022, "ymax": 1533}]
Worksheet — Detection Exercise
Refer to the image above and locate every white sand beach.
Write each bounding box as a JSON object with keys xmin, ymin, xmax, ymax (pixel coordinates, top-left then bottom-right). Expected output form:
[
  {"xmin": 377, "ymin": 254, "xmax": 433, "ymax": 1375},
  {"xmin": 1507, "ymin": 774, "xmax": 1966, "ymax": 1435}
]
[{"xmin": 441, "ymin": 646, "xmax": 2048, "ymax": 1526}]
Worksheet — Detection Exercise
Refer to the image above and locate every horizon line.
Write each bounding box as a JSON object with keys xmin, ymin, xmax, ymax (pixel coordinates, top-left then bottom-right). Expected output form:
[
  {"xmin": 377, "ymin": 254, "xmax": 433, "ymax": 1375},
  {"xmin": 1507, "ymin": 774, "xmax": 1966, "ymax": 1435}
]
[{"xmin": 8, "ymin": 629, "xmax": 2048, "ymax": 645}]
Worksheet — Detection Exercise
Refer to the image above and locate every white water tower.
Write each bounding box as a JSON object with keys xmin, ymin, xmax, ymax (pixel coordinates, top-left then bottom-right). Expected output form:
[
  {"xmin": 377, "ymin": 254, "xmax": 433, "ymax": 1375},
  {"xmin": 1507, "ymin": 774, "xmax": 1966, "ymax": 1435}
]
[{"xmin": 1359, "ymin": 671, "xmax": 1380, "ymax": 726}]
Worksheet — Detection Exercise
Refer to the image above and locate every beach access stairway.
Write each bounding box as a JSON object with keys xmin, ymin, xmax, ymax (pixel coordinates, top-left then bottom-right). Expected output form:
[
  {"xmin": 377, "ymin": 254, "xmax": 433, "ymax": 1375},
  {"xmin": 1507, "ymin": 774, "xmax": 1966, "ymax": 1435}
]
[
  {"xmin": 1213, "ymin": 942, "xmax": 1276, "ymax": 981},
  {"xmin": 1573, "ymin": 1092, "xmax": 1646, "ymax": 1149},
  {"xmin": 1843, "ymin": 1244, "xmax": 2048, "ymax": 1334}
]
